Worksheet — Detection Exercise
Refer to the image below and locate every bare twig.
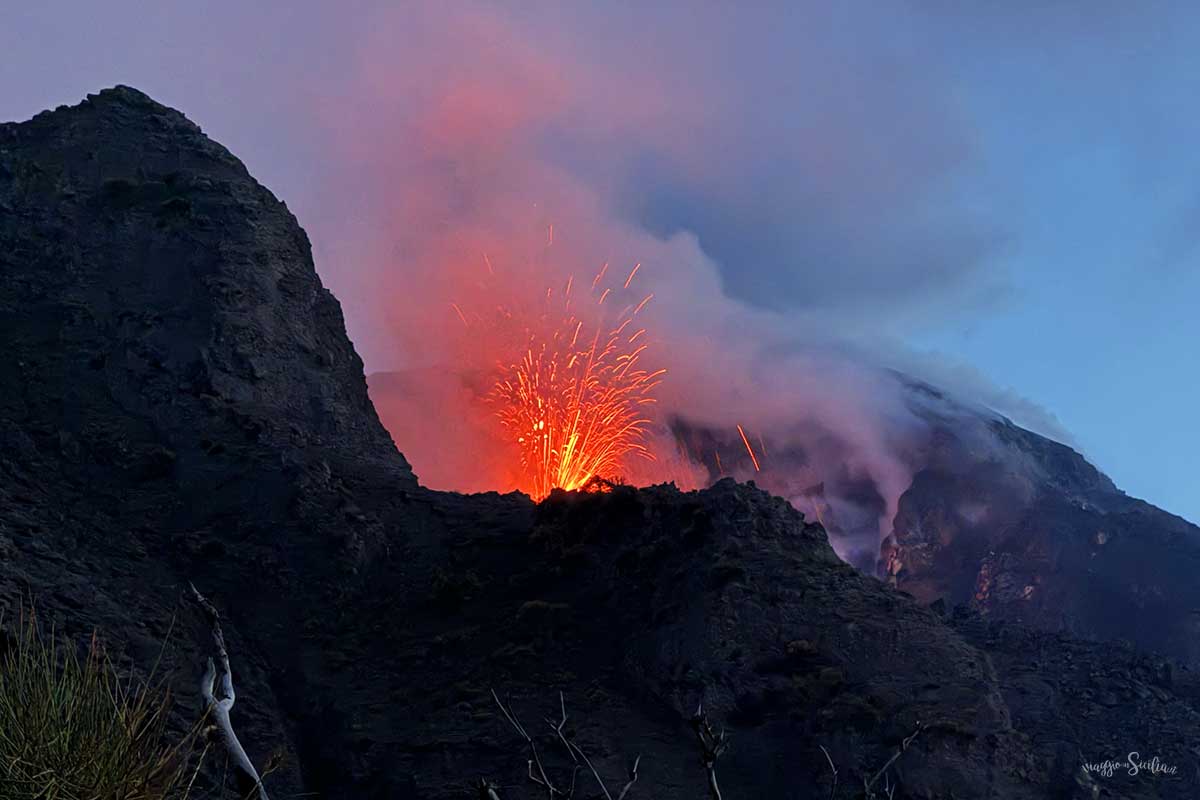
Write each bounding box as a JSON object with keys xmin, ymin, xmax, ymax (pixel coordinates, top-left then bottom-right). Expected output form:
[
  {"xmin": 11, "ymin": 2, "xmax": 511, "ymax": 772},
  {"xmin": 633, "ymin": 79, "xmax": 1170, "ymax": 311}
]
[
  {"xmin": 492, "ymin": 689, "xmax": 565, "ymax": 798},
  {"xmin": 476, "ymin": 778, "xmax": 503, "ymax": 800},
  {"xmin": 488, "ymin": 690, "xmax": 641, "ymax": 800},
  {"xmin": 690, "ymin": 703, "xmax": 728, "ymax": 800},
  {"xmin": 819, "ymin": 744, "xmax": 839, "ymax": 800},
  {"xmin": 862, "ymin": 723, "xmax": 923, "ymax": 799},
  {"xmin": 615, "ymin": 754, "xmax": 641, "ymax": 800},
  {"xmin": 189, "ymin": 583, "xmax": 270, "ymax": 800},
  {"xmin": 565, "ymin": 739, "xmax": 609, "ymax": 799},
  {"xmin": 546, "ymin": 692, "xmax": 575, "ymax": 763}
]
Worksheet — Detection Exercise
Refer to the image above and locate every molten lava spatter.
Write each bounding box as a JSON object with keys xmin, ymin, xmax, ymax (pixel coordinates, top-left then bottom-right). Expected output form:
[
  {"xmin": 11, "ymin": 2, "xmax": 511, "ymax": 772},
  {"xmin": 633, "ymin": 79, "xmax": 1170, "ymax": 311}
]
[
  {"xmin": 488, "ymin": 264, "xmax": 664, "ymax": 499},
  {"xmin": 737, "ymin": 423, "xmax": 762, "ymax": 472}
]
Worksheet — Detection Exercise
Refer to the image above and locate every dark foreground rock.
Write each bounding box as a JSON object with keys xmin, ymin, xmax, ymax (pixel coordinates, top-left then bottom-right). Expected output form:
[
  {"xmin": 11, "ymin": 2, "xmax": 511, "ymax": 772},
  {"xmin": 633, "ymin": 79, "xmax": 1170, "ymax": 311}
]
[{"xmin": 1, "ymin": 87, "xmax": 1197, "ymax": 798}]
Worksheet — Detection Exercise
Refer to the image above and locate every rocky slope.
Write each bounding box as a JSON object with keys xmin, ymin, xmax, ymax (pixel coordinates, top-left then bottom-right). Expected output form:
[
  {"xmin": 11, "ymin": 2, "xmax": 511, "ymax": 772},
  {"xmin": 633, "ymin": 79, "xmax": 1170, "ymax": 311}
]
[
  {"xmin": 373, "ymin": 366, "xmax": 1200, "ymax": 670},
  {"xmin": 1, "ymin": 86, "xmax": 1197, "ymax": 798},
  {"xmin": 880, "ymin": 382, "xmax": 1200, "ymax": 668}
]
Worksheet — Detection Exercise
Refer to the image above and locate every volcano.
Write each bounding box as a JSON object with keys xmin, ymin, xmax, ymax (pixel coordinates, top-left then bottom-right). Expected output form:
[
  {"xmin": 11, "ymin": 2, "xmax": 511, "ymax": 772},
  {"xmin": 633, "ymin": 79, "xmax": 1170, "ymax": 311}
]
[
  {"xmin": 2, "ymin": 87, "xmax": 1199, "ymax": 798},
  {"xmin": 373, "ymin": 365, "xmax": 1200, "ymax": 668}
]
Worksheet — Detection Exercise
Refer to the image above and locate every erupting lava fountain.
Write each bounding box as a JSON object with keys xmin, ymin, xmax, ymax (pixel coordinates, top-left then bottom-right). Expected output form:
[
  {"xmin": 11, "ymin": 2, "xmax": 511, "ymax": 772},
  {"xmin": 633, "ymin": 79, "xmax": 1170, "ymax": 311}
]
[{"xmin": 459, "ymin": 262, "xmax": 665, "ymax": 500}]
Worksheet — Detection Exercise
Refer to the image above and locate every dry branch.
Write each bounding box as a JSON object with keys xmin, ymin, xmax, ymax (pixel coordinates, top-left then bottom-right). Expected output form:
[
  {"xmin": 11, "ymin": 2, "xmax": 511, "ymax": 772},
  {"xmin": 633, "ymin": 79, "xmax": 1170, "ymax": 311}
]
[
  {"xmin": 819, "ymin": 744, "xmax": 839, "ymax": 800},
  {"xmin": 862, "ymin": 723, "xmax": 922, "ymax": 799},
  {"xmin": 690, "ymin": 703, "xmax": 728, "ymax": 800},
  {"xmin": 819, "ymin": 721, "xmax": 924, "ymax": 800},
  {"xmin": 476, "ymin": 778, "xmax": 503, "ymax": 800},
  {"xmin": 487, "ymin": 690, "xmax": 641, "ymax": 799},
  {"xmin": 189, "ymin": 583, "xmax": 270, "ymax": 800}
]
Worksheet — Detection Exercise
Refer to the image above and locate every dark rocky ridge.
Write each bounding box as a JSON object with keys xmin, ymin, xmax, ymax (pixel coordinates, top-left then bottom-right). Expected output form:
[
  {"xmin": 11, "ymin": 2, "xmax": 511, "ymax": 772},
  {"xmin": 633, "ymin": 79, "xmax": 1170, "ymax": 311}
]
[
  {"xmin": 1, "ymin": 86, "xmax": 1197, "ymax": 798},
  {"xmin": 881, "ymin": 386, "xmax": 1200, "ymax": 668},
  {"xmin": 373, "ymin": 365, "xmax": 1200, "ymax": 669}
]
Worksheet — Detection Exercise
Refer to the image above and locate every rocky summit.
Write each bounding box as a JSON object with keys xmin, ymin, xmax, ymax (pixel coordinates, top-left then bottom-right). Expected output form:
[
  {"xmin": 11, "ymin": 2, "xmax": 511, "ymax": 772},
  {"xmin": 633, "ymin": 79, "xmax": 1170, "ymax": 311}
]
[
  {"xmin": 2, "ymin": 87, "xmax": 1198, "ymax": 798},
  {"xmin": 883, "ymin": 390, "xmax": 1200, "ymax": 668}
]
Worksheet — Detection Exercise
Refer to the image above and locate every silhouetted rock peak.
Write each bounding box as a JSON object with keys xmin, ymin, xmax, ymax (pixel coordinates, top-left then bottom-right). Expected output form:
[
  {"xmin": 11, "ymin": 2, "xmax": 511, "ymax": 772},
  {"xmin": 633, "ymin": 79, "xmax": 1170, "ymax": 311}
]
[{"xmin": 1, "ymin": 84, "xmax": 415, "ymax": 489}]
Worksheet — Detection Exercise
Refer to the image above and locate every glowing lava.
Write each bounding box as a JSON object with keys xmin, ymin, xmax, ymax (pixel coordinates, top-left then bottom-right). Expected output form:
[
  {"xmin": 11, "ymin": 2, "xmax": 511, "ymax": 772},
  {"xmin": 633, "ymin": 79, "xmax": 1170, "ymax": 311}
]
[
  {"xmin": 487, "ymin": 264, "xmax": 665, "ymax": 500},
  {"xmin": 737, "ymin": 424, "xmax": 761, "ymax": 472}
]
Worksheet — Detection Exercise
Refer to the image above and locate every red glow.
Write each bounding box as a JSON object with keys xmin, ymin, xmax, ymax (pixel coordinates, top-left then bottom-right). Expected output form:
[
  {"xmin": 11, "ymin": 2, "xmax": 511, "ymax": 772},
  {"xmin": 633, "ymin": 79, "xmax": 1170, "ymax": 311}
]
[
  {"xmin": 479, "ymin": 264, "xmax": 665, "ymax": 500},
  {"xmin": 737, "ymin": 424, "xmax": 762, "ymax": 472}
]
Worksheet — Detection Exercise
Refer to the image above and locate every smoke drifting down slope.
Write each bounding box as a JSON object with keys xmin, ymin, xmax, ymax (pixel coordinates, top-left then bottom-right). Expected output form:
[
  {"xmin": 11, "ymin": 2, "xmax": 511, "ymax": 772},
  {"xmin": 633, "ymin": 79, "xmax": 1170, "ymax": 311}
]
[{"xmin": 330, "ymin": 7, "xmax": 1066, "ymax": 566}]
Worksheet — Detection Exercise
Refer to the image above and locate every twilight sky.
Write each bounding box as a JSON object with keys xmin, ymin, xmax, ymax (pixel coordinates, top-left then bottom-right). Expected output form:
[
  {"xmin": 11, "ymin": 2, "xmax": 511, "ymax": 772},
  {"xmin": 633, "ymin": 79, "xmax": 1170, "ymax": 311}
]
[{"xmin": 3, "ymin": 1, "xmax": 1197, "ymax": 522}]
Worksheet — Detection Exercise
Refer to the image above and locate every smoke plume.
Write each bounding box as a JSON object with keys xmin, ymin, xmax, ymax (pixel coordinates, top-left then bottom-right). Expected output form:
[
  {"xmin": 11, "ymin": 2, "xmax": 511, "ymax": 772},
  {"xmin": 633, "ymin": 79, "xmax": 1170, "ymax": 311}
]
[{"xmin": 298, "ymin": 4, "xmax": 1063, "ymax": 565}]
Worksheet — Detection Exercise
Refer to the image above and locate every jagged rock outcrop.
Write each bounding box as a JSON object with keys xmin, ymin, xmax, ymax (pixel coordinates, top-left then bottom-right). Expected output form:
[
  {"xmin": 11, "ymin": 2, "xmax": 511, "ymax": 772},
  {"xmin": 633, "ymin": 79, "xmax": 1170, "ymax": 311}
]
[
  {"xmin": 1, "ymin": 87, "xmax": 1197, "ymax": 798},
  {"xmin": 881, "ymin": 389, "xmax": 1200, "ymax": 667},
  {"xmin": 0, "ymin": 85, "xmax": 416, "ymax": 797}
]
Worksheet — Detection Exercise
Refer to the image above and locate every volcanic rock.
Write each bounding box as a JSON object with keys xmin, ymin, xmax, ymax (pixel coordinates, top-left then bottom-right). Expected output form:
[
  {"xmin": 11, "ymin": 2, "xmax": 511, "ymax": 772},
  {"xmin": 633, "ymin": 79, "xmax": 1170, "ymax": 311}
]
[{"xmin": 882, "ymin": 384, "xmax": 1200, "ymax": 667}]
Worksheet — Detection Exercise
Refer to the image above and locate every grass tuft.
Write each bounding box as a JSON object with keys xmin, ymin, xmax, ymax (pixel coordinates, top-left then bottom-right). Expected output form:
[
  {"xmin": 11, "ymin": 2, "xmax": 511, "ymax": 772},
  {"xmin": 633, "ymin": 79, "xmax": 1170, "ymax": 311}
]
[{"xmin": 0, "ymin": 610, "xmax": 203, "ymax": 800}]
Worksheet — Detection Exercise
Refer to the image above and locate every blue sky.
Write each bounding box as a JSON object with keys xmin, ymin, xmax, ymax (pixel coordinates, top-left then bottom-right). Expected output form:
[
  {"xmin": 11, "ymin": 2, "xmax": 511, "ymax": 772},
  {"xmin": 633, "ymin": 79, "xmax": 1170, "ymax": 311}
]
[
  {"xmin": 908, "ymin": 6, "xmax": 1200, "ymax": 521},
  {"xmin": 2, "ymin": 2, "xmax": 1196, "ymax": 521}
]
